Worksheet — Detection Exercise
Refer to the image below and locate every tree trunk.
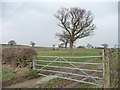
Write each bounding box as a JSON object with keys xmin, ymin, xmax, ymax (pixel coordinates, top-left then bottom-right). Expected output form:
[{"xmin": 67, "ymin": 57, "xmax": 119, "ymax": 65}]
[
  {"xmin": 65, "ymin": 42, "xmax": 68, "ymax": 48},
  {"xmin": 69, "ymin": 41, "xmax": 73, "ymax": 55},
  {"xmin": 32, "ymin": 45, "xmax": 34, "ymax": 47}
]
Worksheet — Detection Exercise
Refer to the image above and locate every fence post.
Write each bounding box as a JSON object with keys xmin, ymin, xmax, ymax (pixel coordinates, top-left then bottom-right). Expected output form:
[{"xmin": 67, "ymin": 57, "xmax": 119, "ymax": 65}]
[
  {"xmin": 118, "ymin": 48, "xmax": 120, "ymax": 88},
  {"xmin": 33, "ymin": 56, "xmax": 36, "ymax": 70},
  {"xmin": 102, "ymin": 48, "xmax": 119, "ymax": 88},
  {"xmin": 102, "ymin": 49, "xmax": 111, "ymax": 88}
]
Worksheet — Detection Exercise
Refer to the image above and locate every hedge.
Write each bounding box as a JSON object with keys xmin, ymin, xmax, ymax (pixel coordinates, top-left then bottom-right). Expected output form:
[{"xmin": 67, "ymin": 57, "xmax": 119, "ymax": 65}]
[{"xmin": 2, "ymin": 47, "xmax": 37, "ymax": 68}]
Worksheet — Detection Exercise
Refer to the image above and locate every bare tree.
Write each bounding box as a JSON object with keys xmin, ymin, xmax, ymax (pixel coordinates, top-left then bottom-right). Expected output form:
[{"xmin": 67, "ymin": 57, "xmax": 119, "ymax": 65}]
[
  {"xmin": 86, "ymin": 44, "xmax": 93, "ymax": 49},
  {"xmin": 101, "ymin": 44, "xmax": 109, "ymax": 49},
  {"xmin": 58, "ymin": 43, "xmax": 64, "ymax": 48},
  {"xmin": 30, "ymin": 41, "xmax": 36, "ymax": 47},
  {"xmin": 8, "ymin": 40, "xmax": 16, "ymax": 46},
  {"xmin": 55, "ymin": 7, "xmax": 95, "ymax": 55},
  {"xmin": 56, "ymin": 31, "xmax": 70, "ymax": 48},
  {"xmin": 53, "ymin": 44, "xmax": 55, "ymax": 50},
  {"xmin": 114, "ymin": 44, "xmax": 118, "ymax": 49}
]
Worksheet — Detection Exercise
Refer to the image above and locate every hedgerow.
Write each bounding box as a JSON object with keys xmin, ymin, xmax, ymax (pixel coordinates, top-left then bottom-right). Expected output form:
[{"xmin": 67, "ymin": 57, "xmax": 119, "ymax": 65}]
[{"xmin": 2, "ymin": 47, "xmax": 37, "ymax": 68}]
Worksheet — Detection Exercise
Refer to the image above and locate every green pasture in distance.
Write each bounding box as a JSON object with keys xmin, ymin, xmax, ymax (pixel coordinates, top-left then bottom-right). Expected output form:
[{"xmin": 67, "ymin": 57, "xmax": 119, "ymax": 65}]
[{"xmin": 35, "ymin": 47, "xmax": 102, "ymax": 56}]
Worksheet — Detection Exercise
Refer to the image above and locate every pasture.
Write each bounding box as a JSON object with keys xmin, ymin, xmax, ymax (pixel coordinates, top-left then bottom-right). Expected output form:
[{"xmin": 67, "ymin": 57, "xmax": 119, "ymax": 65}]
[{"xmin": 34, "ymin": 47, "xmax": 102, "ymax": 56}]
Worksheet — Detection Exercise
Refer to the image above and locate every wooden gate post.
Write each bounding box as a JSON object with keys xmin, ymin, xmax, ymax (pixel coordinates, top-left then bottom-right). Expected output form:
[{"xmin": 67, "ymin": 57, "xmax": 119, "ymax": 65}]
[
  {"xmin": 33, "ymin": 60, "xmax": 35, "ymax": 70},
  {"xmin": 118, "ymin": 48, "xmax": 120, "ymax": 88},
  {"xmin": 102, "ymin": 48, "xmax": 119, "ymax": 88},
  {"xmin": 102, "ymin": 49, "xmax": 111, "ymax": 88},
  {"xmin": 33, "ymin": 56, "xmax": 36, "ymax": 70}
]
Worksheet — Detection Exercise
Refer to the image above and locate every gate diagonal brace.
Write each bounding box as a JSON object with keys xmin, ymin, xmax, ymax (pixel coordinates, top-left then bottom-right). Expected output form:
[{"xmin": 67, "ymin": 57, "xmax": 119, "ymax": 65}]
[
  {"xmin": 39, "ymin": 56, "xmax": 60, "ymax": 71},
  {"xmin": 60, "ymin": 57, "xmax": 99, "ymax": 84}
]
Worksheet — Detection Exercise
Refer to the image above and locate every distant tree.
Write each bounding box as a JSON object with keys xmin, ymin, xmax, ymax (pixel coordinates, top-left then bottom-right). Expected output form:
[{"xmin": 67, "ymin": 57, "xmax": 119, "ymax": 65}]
[
  {"xmin": 101, "ymin": 44, "xmax": 108, "ymax": 49},
  {"xmin": 95, "ymin": 46, "xmax": 104, "ymax": 49},
  {"xmin": 77, "ymin": 46, "xmax": 85, "ymax": 48},
  {"xmin": 53, "ymin": 44, "xmax": 55, "ymax": 50},
  {"xmin": 56, "ymin": 31, "xmax": 70, "ymax": 48},
  {"xmin": 114, "ymin": 44, "xmax": 118, "ymax": 49},
  {"xmin": 86, "ymin": 44, "xmax": 93, "ymax": 49},
  {"xmin": 55, "ymin": 7, "xmax": 95, "ymax": 55},
  {"xmin": 8, "ymin": 40, "xmax": 16, "ymax": 46},
  {"xmin": 30, "ymin": 41, "xmax": 36, "ymax": 47},
  {"xmin": 58, "ymin": 43, "xmax": 64, "ymax": 48}
]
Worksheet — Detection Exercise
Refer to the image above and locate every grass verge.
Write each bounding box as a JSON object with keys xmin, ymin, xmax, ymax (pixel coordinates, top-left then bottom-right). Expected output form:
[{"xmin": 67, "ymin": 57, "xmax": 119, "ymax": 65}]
[{"xmin": 2, "ymin": 70, "xmax": 16, "ymax": 81}]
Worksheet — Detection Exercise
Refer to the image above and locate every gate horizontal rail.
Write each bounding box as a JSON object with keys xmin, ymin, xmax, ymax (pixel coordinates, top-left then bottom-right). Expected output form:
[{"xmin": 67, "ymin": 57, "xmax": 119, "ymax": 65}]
[
  {"xmin": 35, "ymin": 60, "xmax": 103, "ymax": 65},
  {"xmin": 37, "ymin": 55, "xmax": 103, "ymax": 58},
  {"xmin": 37, "ymin": 69, "xmax": 103, "ymax": 80},
  {"xmin": 38, "ymin": 73, "xmax": 99, "ymax": 85},
  {"xmin": 36, "ymin": 64, "xmax": 103, "ymax": 72},
  {"xmin": 58, "ymin": 76, "xmax": 99, "ymax": 85}
]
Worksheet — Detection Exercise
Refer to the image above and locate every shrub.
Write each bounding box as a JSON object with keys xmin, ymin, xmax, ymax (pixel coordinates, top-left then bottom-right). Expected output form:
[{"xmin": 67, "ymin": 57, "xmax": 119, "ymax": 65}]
[{"xmin": 2, "ymin": 47, "xmax": 37, "ymax": 68}]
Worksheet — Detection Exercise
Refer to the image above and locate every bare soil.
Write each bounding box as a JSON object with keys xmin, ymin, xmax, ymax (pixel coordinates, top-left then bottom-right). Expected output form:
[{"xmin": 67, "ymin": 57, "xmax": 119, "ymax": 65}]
[{"xmin": 6, "ymin": 78, "xmax": 39, "ymax": 88}]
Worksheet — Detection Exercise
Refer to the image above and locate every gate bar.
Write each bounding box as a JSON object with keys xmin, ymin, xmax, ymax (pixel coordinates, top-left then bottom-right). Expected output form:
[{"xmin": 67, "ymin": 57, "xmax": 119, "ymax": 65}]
[
  {"xmin": 36, "ymin": 64, "xmax": 103, "ymax": 72},
  {"xmin": 38, "ymin": 56, "xmax": 103, "ymax": 58},
  {"xmin": 37, "ymin": 69, "xmax": 103, "ymax": 79},
  {"xmin": 38, "ymin": 73, "xmax": 98, "ymax": 85},
  {"xmin": 58, "ymin": 76, "xmax": 98, "ymax": 85},
  {"xmin": 35, "ymin": 60, "xmax": 103, "ymax": 65}
]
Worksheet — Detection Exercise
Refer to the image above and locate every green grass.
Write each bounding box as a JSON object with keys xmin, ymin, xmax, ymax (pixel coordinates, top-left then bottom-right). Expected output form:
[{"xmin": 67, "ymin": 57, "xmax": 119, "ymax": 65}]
[
  {"xmin": 0, "ymin": 71, "xmax": 2, "ymax": 79},
  {"xmin": 77, "ymin": 84, "xmax": 97, "ymax": 88},
  {"xmin": 2, "ymin": 70, "xmax": 16, "ymax": 81},
  {"xmin": 2, "ymin": 70, "xmax": 39, "ymax": 82},
  {"xmin": 22, "ymin": 70, "xmax": 39, "ymax": 78},
  {"xmin": 35, "ymin": 47, "xmax": 102, "ymax": 56}
]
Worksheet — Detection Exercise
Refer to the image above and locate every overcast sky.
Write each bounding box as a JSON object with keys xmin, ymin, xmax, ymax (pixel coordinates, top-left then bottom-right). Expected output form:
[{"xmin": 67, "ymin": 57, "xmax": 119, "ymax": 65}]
[{"xmin": 0, "ymin": 1, "xmax": 118, "ymax": 47}]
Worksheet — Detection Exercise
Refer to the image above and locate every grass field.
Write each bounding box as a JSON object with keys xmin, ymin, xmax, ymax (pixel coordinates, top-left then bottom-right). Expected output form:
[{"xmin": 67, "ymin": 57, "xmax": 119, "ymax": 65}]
[{"xmin": 34, "ymin": 47, "xmax": 102, "ymax": 56}]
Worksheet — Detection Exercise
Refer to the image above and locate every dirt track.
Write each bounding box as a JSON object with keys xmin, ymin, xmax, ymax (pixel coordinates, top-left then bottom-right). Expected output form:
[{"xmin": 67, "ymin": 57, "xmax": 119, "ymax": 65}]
[{"xmin": 6, "ymin": 78, "xmax": 39, "ymax": 88}]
